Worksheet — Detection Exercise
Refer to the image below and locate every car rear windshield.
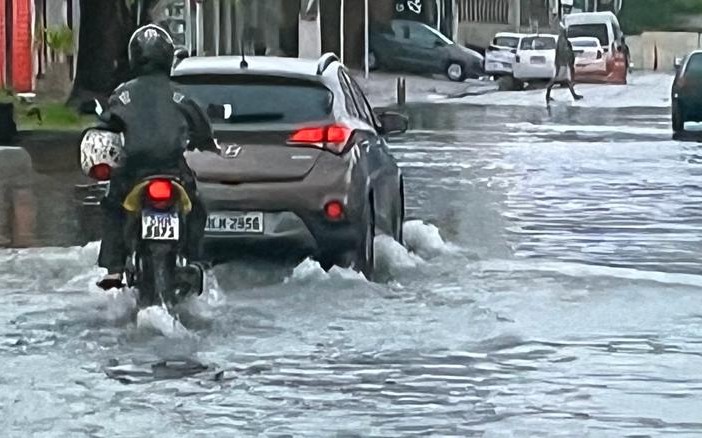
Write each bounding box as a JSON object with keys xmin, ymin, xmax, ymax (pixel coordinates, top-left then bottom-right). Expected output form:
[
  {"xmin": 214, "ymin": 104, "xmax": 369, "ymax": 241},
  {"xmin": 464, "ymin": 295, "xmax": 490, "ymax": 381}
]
[
  {"xmin": 174, "ymin": 75, "xmax": 333, "ymax": 125},
  {"xmin": 567, "ymin": 24, "xmax": 609, "ymax": 47},
  {"xmin": 685, "ymin": 54, "xmax": 702, "ymax": 76},
  {"xmin": 571, "ymin": 39, "xmax": 598, "ymax": 48},
  {"xmin": 493, "ymin": 36, "xmax": 519, "ymax": 49},
  {"xmin": 520, "ymin": 37, "xmax": 556, "ymax": 50}
]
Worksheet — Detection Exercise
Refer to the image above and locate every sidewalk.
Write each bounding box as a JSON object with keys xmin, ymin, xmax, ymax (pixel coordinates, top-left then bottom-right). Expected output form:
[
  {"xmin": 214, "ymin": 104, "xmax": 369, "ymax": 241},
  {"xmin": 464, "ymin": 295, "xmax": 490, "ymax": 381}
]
[{"xmin": 351, "ymin": 71, "xmax": 497, "ymax": 107}]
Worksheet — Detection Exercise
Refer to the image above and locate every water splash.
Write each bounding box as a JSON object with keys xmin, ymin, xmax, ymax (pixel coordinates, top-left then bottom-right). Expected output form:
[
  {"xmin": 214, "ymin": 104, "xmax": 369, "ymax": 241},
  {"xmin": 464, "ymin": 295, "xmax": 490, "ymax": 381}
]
[
  {"xmin": 402, "ymin": 220, "xmax": 456, "ymax": 259},
  {"xmin": 136, "ymin": 306, "xmax": 191, "ymax": 338},
  {"xmin": 285, "ymin": 258, "xmax": 367, "ymax": 283},
  {"xmin": 374, "ymin": 235, "xmax": 424, "ymax": 275}
]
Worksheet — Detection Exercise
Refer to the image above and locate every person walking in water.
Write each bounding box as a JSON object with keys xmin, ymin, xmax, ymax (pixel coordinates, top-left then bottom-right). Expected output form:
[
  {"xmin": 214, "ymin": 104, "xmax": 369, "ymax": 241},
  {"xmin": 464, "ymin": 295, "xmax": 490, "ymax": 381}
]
[{"xmin": 546, "ymin": 23, "xmax": 583, "ymax": 103}]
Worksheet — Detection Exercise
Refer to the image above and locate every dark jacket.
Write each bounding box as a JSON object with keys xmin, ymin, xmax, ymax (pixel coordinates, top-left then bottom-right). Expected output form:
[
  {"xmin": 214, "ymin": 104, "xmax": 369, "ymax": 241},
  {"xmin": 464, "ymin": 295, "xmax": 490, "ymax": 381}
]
[
  {"xmin": 100, "ymin": 73, "xmax": 215, "ymax": 173},
  {"xmin": 555, "ymin": 32, "xmax": 575, "ymax": 69}
]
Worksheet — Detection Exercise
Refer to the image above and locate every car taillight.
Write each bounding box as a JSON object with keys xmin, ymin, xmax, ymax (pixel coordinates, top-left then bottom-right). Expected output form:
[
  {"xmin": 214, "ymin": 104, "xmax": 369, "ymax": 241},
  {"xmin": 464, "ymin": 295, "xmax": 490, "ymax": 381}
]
[
  {"xmin": 288, "ymin": 124, "xmax": 353, "ymax": 154},
  {"xmin": 324, "ymin": 200, "xmax": 345, "ymax": 221},
  {"xmin": 597, "ymin": 51, "xmax": 602, "ymax": 59},
  {"xmin": 515, "ymin": 55, "xmax": 521, "ymax": 63},
  {"xmin": 147, "ymin": 179, "xmax": 173, "ymax": 203},
  {"xmin": 89, "ymin": 163, "xmax": 112, "ymax": 181}
]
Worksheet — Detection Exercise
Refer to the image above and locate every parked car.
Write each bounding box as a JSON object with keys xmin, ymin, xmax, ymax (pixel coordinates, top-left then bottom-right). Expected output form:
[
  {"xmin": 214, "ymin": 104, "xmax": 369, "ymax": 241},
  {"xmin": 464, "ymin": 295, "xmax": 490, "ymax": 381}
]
[
  {"xmin": 485, "ymin": 32, "xmax": 525, "ymax": 78},
  {"xmin": 565, "ymin": 12, "xmax": 628, "ymax": 84},
  {"xmin": 672, "ymin": 51, "xmax": 702, "ymax": 135},
  {"xmin": 369, "ymin": 19, "xmax": 484, "ymax": 82},
  {"xmin": 570, "ymin": 36, "xmax": 607, "ymax": 81},
  {"xmin": 169, "ymin": 54, "xmax": 407, "ymax": 277},
  {"xmin": 513, "ymin": 34, "xmax": 558, "ymax": 83}
]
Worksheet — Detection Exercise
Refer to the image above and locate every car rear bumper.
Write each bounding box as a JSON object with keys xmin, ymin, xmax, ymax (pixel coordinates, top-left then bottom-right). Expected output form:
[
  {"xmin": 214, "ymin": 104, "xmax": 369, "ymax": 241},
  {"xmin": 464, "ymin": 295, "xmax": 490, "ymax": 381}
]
[
  {"xmin": 513, "ymin": 65, "xmax": 555, "ymax": 80},
  {"xmin": 198, "ymin": 176, "xmax": 365, "ymax": 261}
]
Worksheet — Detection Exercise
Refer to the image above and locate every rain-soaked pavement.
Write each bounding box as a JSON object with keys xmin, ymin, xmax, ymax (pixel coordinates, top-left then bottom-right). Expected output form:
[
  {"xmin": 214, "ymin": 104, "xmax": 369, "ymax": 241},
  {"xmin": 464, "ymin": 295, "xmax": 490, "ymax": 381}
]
[{"xmin": 3, "ymin": 98, "xmax": 702, "ymax": 436}]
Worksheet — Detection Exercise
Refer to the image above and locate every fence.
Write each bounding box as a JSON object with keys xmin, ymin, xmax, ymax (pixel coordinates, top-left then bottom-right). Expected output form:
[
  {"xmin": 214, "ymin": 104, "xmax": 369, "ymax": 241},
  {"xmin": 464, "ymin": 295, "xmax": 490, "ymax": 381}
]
[{"xmin": 457, "ymin": 0, "xmax": 510, "ymax": 24}]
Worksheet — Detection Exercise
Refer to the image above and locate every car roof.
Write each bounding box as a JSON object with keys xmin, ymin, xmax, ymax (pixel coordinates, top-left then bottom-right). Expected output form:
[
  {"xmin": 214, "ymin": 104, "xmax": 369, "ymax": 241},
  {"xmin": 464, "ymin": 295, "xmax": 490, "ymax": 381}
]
[
  {"xmin": 565, "ymin": 11, "xmax": 619, "ymax": 25},
  {"xmin": 522, "ymin": 34, "xmax": 557, "ymax": 39},
  {"xmin": 172, "ymin": 56, "xmax": 336, "ymax": 81},
  {"xmin": 494, "ymin": 32, "xmax": 525, "ymax": 39}
]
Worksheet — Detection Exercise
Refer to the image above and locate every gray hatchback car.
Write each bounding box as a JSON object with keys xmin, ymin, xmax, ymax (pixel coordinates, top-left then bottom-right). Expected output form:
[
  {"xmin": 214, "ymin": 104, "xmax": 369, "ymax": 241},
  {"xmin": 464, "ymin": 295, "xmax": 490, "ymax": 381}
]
[{"xmin": 173, "ymin": 54, "xmax": 407, "ymax": 276}]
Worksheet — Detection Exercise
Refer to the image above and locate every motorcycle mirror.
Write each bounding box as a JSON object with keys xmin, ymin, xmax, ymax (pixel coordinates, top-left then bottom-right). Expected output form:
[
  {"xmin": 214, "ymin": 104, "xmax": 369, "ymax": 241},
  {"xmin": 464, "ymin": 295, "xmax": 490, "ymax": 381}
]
[{"xmin": 94, "ymin": 99, "xmax": 103, "ymax": 116}]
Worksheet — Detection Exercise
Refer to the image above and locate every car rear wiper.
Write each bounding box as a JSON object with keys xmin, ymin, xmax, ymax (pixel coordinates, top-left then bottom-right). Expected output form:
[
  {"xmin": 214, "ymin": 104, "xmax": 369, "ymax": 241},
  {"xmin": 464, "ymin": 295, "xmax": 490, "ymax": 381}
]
[{"xmin": 226, "ymin": 113, "xmax": 285, "ymax": 123}]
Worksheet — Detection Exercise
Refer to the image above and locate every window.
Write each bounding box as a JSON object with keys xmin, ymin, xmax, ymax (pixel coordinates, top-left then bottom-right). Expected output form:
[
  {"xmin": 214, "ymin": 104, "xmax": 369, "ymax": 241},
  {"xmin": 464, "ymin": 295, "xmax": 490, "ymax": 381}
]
[
  {"xmin": 520, "ymin": 36, "xmax": 556, "ymax": 51},
  {"xmin": 571, "ymin": 39, "xmax": 598, "ymax": 48},
  {"xmin": 408, "ymin": 22, "xmax": 440, "ymax": 47},
  {"xmin": 174, "ymin": 75, "xmax": 333, "ymax": 128},
  {"xmin": 348, "ymin": 76, "xmax": 378, "ymax": 128},
  {"xmin": 493, "ymin": 36, "xmax": 519, "ymax": 49},
  {"xmin": 567, "ymin": 24, "xmax": 610, "ymax": 48},
  {"xmin": 685, "ymin": 54, "xmax": 702, "ymax": 76},
  {"xmin": 337, "ymin": 70, "xmax": 361, "ymax": 118}
]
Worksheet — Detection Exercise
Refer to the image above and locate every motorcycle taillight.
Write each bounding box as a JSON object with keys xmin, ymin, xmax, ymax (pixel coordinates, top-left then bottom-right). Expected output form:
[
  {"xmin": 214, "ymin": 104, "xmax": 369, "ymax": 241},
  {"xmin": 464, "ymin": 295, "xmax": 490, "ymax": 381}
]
[{"xmin": 146, "ymin": 179, "xmax": 174, "ymax": 210}]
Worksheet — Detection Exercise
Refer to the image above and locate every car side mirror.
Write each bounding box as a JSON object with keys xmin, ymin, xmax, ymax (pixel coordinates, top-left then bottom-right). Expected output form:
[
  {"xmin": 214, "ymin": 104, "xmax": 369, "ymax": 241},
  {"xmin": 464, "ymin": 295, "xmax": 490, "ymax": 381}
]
[
  {"xmin": 175, "ymin": 47, "xmax": 190, "ymax": 60},
  {"xmin": 377, "ymin": 111, "xmax": 409, "ymax": 135},
  {"xmin": 674, "ymin": 57, "xmax": 683, "ymax": 71},
  {"xmin": 434, "ymin": 39, "xmax": 444, "ymax": 48}
]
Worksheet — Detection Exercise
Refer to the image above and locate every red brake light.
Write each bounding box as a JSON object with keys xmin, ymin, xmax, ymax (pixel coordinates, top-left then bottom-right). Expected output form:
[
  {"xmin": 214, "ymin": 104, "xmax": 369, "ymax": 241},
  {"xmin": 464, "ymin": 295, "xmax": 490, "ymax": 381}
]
[
  {"xmin": 289, "ymin": 126, "xmax": 326, "ymax": 144},
  {"xmin": 288, "ymin": 124, "xmax": 353, "ymax": 153},
  {"xmin": 324, "ymin": 200, "xmax": 344, "ymax": 221},
  {"xmin": 147, "ymin": 179, "xmax": 173, "ymax": 202},
  {"xmin": 89, "ymin": 163, "xmax": 112, "ymax": 181}
]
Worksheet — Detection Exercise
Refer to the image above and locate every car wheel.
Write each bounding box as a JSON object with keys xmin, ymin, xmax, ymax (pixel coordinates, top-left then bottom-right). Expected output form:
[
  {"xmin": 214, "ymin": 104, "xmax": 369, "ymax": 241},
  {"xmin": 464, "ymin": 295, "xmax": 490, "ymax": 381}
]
[
  {"xmin": 672, "ymin": 102, "xmax": 685, "ymax": 133},
  {"xmin": 446, "ymin": 62, "xmax": 465, "ymax": 82},
  {"xmin": 356, "ymin": 199, "xmax": 376, "ymax": 279},
  {"xmin": 367, "ymin": 51, "xmax": 379, "ymax": 71}
]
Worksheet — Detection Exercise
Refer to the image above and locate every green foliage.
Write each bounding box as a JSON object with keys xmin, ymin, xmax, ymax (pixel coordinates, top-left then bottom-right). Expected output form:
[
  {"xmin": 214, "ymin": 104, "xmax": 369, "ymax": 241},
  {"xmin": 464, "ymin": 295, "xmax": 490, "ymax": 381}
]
[
  {"xmin": 45, "ymin": 25, "xmax": 74, "ymax": 55},
  {"xmin": 619, "ymin": 0, "xmax": 702, "ymax": 34}
]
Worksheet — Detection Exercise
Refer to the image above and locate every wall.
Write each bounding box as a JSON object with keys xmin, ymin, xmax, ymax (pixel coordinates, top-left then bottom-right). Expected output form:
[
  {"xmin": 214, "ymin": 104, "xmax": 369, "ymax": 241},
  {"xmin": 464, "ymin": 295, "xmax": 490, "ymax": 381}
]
[
  {"xmin": 456, "ymin": 0, "xmax": 520, "ymax": 48},
  {"xmin": 457, "ymin": 22, "xmax": 514, "ymax": 47},
  {"xmin": 627, "ymin": 32, "xmax": 702, "ymax": 71}
]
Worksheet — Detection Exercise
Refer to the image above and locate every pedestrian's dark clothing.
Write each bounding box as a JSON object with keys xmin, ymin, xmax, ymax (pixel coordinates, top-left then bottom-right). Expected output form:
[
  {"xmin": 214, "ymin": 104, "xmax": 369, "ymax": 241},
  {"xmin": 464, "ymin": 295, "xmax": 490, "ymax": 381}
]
[
  {"xmin": 546, "ymin": 29, "xmax": 582, "ymax": 102},
  {"xmin": 97, "ymin": 73, "xmax": 215, "ymax": 274}
]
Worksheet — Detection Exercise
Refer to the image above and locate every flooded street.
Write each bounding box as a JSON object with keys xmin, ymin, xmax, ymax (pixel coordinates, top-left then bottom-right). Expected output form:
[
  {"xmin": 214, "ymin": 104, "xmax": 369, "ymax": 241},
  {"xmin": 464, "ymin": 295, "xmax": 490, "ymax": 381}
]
[{"xmin": 3, "ymin": 100, "xmax": 702, "ymax": 436}]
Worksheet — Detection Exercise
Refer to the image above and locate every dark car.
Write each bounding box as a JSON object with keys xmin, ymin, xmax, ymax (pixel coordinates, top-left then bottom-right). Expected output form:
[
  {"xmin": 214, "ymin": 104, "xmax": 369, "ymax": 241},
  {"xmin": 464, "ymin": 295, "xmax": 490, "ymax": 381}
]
[
  {"xmin": 369, "ymin": 19, "xmax": 484, "ymax": 82},
  {"xmin": 170, "ymin": 54, "xmax": 407, "ymax": 277},
  {"xmin": 672, "ymin": 51, "xmax": 702, "ymax": 135}
]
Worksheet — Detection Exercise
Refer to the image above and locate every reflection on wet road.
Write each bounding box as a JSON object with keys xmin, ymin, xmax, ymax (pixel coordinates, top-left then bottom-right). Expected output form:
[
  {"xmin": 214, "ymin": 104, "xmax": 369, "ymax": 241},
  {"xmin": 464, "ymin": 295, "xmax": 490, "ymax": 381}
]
[{"xmin": 3, "ymin": 103, "xmax": 702, "ymax": 436}]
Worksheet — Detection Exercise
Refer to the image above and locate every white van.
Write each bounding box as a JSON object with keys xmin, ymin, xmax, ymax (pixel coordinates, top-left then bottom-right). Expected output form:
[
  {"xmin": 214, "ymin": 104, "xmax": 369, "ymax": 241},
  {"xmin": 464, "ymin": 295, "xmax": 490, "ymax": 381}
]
[
  {"xmin": 564, "ymin": 12, "xmax": 624, "ymax": 54},
  {"xmin": 564, "ymin": 12, "xmax": 628, "ymax": 83}
]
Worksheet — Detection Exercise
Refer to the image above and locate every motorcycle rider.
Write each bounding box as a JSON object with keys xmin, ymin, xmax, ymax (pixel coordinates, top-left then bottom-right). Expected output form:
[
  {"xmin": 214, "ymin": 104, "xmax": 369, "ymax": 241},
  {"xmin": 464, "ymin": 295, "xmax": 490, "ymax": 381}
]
[{"xmin": 96, "ymin": 24, "xmax": 216, "ymax": 290}]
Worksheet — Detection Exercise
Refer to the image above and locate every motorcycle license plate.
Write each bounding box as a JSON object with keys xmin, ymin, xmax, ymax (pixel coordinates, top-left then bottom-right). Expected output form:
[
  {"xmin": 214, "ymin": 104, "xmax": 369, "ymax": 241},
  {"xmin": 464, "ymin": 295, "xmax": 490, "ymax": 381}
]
[{"xmin": 141, "ymin": 211, "xmax": 180, "ymax": 240}]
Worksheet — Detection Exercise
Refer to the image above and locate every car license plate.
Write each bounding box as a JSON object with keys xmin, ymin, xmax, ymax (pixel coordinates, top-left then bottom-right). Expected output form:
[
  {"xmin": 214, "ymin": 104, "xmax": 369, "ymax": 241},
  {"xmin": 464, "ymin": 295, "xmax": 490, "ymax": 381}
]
[
  {"xmin": 206, "ymin": 212, "xmax": 264, "ymax": 233},
  {"xmin": 530, "ymin": 56, "xmax": 546, "ymax": 65},
  {"xmin": 487, "ymin": 62, "xmax": 504, "ymax": 71},
  {"xmin": 142, "ymin": 211, "xmax": 180, "ymax": 240}
]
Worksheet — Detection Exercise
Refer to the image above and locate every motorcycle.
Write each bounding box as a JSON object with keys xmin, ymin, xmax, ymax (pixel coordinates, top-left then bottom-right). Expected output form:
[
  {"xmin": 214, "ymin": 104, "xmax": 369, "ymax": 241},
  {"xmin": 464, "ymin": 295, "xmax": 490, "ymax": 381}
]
[{"xmin": 80, "ymin": 106, "xmax": 204, "ymax": 309}]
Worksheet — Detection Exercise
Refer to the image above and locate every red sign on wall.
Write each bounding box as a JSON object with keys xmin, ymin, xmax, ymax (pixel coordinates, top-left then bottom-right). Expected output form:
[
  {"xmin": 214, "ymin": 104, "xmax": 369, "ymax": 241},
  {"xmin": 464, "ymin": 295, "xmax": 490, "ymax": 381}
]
[
  {"xmin": 12, "ymin": 0, "xmax": 33, "ymax": 92},
  {"xmin": 0, "ymin": 0, "xmax": 6, "ymax": 88}
]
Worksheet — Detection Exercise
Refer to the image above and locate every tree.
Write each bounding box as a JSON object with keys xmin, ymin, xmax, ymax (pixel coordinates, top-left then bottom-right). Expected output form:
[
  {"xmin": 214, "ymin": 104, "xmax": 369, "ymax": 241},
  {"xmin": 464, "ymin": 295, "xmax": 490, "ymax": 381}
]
[{"xmin": 68, "ymin": 0, "xmax": 159, "ymax": 110}]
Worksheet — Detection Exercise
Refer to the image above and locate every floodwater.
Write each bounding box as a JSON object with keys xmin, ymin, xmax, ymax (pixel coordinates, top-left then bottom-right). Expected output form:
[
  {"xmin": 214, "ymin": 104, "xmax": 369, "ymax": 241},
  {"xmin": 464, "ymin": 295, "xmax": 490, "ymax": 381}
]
[{"xmin": 3, "ymin": 101, "xmax": 702, "ymax": 437}]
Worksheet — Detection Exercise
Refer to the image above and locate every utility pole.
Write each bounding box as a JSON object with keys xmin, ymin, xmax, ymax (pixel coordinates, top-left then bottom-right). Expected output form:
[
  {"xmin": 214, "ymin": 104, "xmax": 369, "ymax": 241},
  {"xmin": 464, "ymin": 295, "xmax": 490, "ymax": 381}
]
[{"xmin": 364, "ymin": 0, "xmax": 369, "ymax": 77}]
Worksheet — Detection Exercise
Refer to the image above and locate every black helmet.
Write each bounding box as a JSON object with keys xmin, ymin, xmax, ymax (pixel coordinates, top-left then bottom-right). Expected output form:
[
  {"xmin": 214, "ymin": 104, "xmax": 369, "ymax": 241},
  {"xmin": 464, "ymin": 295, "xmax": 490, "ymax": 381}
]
[{"xmin": 128, "ymin": 24, "xmax": 175, "ymax": 75}]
